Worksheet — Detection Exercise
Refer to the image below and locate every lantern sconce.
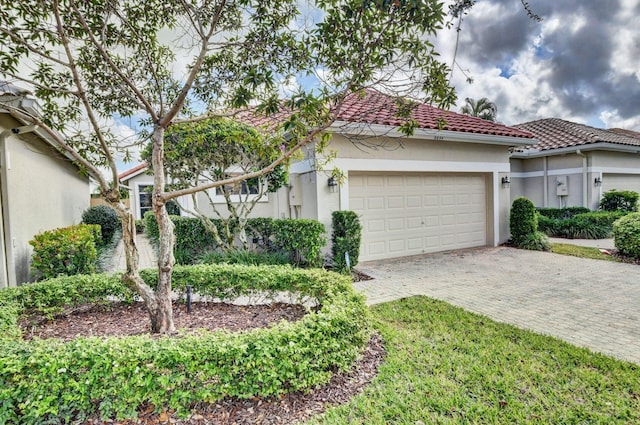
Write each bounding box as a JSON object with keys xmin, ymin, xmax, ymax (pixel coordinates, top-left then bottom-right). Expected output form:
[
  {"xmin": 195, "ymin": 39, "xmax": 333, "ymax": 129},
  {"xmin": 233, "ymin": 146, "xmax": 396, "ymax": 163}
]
[
  {"xmin": 328, "ymin": 176, "xmax": 338, "ymax": 193},
  {"xmin": 594, "ymin": 176, "xmax": 602, "ymax": 187},
  {"xmin": 501, "ymin": 176, "xmax": 511, "ymax": 188}
]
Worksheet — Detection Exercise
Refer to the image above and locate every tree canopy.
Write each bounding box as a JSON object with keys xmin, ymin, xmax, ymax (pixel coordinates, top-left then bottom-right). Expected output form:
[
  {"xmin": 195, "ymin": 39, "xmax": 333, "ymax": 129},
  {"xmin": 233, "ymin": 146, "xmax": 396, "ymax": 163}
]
[
  {"xmin": 460, "ymin": 97, "xmax": 498, "ymax": 121},
  {"xmin": 0, "ymin": 0, "xmax": 456, "ymax": 332}
]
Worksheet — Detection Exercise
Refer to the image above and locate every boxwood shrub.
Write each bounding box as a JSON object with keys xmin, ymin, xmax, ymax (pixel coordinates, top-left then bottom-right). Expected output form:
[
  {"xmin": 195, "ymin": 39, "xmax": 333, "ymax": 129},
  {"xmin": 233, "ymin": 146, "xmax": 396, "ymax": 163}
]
[
  {"xmin": 0, "ymin": 264, "xmax": 369, "ymax": 423},
  {"xmin": 613, "ymin": 212, "xmax": 640, "ymax": 258}
]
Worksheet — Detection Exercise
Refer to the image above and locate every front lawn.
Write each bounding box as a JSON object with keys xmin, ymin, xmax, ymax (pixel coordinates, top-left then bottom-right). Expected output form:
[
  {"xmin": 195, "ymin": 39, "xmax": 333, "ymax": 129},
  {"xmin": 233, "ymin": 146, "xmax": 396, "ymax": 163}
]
[
  {"xmin": 308, "ymin": 296, "xmax": 640, "ymax": 424},
  {"xmin": 551, "ymin": 242, "xmax": 619, "ymax": 261}
]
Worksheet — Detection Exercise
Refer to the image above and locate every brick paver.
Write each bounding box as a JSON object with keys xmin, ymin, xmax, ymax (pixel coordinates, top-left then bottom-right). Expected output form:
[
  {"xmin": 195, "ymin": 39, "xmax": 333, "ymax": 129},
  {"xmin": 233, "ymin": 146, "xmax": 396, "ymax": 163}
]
[{"xmin": 355, "ymin": 247, "xmax": 640, "ymax": 365}]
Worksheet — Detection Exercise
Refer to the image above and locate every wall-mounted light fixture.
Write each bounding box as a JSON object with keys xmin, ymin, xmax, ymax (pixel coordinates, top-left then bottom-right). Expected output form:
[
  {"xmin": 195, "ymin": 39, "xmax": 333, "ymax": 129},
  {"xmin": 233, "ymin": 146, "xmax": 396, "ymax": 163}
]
[
  {"xmin": 501, "ymin": 176, "xmax": 511, "ymax": 188},
  {"xmin": 594, "ymin": 176, "xmax": 602, "ymax": 187},
  {"xmin": 328, "ymin": 176, "xmax": 338, "ymax": 193}
]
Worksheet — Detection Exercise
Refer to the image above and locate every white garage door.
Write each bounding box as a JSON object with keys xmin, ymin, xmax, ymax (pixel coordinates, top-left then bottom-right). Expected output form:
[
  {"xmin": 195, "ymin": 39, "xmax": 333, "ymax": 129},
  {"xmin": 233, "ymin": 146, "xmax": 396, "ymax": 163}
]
[
  {"xmin": 349, "ymin": 172, "xmax": 487, "ymax": 261},
  {"xmin": 602, "ymin": 174, "xmax": 640, "ymax": 194}
]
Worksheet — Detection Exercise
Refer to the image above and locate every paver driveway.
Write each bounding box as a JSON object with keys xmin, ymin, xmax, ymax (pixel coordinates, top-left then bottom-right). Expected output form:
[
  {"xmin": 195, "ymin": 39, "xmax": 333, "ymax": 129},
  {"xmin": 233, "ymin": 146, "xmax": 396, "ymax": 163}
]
[{"xmin": 355, "ymin": 246, "xmax": 640, "ymax": 365}]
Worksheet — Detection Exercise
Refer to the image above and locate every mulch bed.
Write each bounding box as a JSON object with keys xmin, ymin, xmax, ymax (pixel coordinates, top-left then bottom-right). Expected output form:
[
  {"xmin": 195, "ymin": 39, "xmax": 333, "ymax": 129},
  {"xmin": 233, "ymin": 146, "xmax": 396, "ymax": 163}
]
[{"xmin": 19, "ymin": 300, "xmax": 385, "ymax": 424}]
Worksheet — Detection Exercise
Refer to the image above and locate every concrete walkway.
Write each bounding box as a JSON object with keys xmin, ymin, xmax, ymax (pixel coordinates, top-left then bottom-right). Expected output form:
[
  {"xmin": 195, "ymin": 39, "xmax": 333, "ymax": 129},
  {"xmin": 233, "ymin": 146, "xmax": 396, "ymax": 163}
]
[
  {"xmin": 109, "ymin": 234, "xmax": 158, "ymax": 272},
  {"xmin": 355, "ymin": 247, "xmax": 640, "ymax": 365}
]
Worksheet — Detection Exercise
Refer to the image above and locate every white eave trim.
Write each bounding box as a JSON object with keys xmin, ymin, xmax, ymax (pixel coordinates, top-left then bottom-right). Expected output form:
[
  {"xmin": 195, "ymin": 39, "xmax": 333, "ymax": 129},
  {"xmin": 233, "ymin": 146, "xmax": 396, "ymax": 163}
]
[
  {"xmin": 330, "ymin": 121, "xmax": 535, "ymax": 147},
  {"xmin": 511, "ymin": 142, "xmax": 640, "ymax": 158}
]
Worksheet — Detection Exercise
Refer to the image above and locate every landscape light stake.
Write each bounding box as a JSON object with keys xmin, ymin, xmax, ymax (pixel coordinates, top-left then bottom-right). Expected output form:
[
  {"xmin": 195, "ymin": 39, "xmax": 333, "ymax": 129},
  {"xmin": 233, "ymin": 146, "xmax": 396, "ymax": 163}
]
[{"xmin": 186, "ymin": 285, "xmax": 192, "ymax": 314}]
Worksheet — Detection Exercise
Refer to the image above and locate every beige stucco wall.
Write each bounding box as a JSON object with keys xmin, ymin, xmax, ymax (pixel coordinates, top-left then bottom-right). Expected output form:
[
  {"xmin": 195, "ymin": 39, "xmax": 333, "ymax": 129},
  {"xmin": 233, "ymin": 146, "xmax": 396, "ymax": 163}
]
[
  {"xmin": 512, "ymin": 150, "xmax": 640, "ymax": 210},
  {"xmin": 316, "ymin": 134, "xmax": 515, "ymax": 247},
  {"xmin": 0, "ymin": 116, "xmax": 89, "ymax": 286},
  {"xmin": 122, "ymin": 130, "xmax": 520, "ymax": 255}
]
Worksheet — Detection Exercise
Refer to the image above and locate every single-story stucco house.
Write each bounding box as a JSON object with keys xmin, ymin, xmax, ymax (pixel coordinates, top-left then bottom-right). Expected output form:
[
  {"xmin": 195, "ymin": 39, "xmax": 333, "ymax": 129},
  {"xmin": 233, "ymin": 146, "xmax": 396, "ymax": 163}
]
[
  {"xmin": 0, "ymin": 83, "xmax": 90, "ymax": 287},
  {"xmin": 121, "ymin": 89, "xmax": 535, "ymax": 262},
  {"xmin": 511, "ymin": 118, "xmax": 640, "ymax": 211}
]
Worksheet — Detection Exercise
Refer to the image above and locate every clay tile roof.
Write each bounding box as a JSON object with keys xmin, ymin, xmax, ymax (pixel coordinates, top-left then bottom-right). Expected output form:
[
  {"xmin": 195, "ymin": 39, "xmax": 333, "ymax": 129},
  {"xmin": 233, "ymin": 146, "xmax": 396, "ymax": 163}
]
[
  {"xmin": 608, "ymin": 128, "xmax": 640, "ymax": 140},
  {"xmin": 513, "ymin": 118, "xmax": 640, "ymax": 152},
  {"xmin": 118, "ymin": 162, "xmax": 148, "ymax": 180},
  {"xmin": 233, "ymin": 89, "xmax": 534, "ymax": 139},
  {"xmin": 336, "ymin": 89, "xmax": 534, "ymax": 138}
]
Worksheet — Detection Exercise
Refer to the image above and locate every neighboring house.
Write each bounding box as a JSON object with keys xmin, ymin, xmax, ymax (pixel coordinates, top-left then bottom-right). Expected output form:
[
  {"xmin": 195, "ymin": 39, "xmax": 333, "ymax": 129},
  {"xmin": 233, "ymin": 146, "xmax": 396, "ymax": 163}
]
[
  {"xmin": 121, "ymin": 89, "xmax": 534, "ymax": 262},
  {"xmin": 0, "ymin": 83, "xmax": 90, "ymax": 287},
  {"xmin": 511, "ymin": 118, "xmax": 640, "ymax": 210}
]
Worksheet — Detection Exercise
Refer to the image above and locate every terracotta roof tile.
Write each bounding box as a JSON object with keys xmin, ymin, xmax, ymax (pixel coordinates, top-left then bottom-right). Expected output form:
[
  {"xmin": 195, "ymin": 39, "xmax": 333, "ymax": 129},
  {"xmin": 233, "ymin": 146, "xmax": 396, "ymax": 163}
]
[
  {"xmin": 514, "ymin": 119, "xmax": 640, "ymax": 151},
  {"xmin": 608, "ymin": 128, "xmax": 640, "ymax": 140},
  {"xmin": 118, "ymin": 162, "xmax": 148, "ymax": 180},
  {"xmin": 234, "ymin": 89, "xmax": 534, "ymax": 139}
]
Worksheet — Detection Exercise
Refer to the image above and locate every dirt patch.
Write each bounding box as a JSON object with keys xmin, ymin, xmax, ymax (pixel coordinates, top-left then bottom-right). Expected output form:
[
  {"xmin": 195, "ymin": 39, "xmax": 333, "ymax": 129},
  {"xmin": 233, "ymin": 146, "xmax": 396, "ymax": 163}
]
[
  {"xmin": 19, "ymin": 302, "xmax": 385, "ymax": 424},
  {"xmin": 20, "ymin": 301, "xmax": 308, "ymax": 341}
]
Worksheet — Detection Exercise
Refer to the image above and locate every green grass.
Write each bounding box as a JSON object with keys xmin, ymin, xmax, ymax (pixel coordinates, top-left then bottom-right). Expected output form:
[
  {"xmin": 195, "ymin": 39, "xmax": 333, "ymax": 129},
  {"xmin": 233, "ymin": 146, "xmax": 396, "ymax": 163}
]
[
  {"xmin": 306, "ymin": 296, "xmax": 640, "ymax": 424},
  {"xmin": 551, "ymin": 243, "xmax": 619, "ymax": 262}
]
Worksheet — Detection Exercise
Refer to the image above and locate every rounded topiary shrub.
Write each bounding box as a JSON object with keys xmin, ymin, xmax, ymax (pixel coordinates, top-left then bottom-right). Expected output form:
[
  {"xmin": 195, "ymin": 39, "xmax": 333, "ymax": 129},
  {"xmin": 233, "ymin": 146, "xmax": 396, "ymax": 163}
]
[
  {"xmin": 0, "ymin": 265, "xmax": 369, "ymax": 423},
  {"xmin": 613, "ymin": 212, "xmax": 640, "ymax": 258},
  {"xmin": 510, "ymin": 197, "xmax": 538, "ymax": 246},
  {"xmin": 82, "ymin": 205, "xmax": 120, "ymax": 244}
]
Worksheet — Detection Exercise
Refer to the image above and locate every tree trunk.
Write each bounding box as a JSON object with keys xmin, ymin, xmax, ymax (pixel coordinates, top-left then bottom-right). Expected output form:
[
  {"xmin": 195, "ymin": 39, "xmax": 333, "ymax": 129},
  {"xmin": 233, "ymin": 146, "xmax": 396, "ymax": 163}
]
[
  {"xmin": 150, "ymin": 124, "xmax": 176, "ymax": 333},
  {"xmin": 110, "ymin": 199, "xmax": 170, "ymax": 333}
]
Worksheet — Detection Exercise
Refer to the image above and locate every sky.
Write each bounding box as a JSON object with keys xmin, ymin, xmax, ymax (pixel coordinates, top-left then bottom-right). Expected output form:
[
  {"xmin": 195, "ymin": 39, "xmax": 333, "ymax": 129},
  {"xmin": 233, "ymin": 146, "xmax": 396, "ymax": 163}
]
[{"xmin": 436, "ymin": 0, "xmax": 640, "ymax": 130}]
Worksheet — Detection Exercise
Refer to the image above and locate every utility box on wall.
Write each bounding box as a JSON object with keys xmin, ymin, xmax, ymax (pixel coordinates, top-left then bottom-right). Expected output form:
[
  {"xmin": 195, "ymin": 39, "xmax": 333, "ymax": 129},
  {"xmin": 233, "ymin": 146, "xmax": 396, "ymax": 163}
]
[
  {"xmin": 288, "ymin": 174, "xmax": 302, "ymax": 206},
  {"xmin": 556, "ymin": 176, "xmax": 568, "ymax": 196}
]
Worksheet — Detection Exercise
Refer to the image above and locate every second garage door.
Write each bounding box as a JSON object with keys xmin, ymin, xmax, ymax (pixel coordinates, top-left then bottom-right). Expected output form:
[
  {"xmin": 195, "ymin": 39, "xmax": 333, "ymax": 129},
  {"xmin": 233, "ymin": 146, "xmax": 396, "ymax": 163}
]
[{"xmin": 349, "ymin": 172, "xmax": 488, "ymax": 261}]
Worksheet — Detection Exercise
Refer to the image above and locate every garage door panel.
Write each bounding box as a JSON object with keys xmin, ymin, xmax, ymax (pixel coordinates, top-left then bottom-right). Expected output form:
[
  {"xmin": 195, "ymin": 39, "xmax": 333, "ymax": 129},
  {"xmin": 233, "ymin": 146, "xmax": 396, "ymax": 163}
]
[{"xmin": 350, "ymin": 172, "xmax": 487, "ymax": 261}]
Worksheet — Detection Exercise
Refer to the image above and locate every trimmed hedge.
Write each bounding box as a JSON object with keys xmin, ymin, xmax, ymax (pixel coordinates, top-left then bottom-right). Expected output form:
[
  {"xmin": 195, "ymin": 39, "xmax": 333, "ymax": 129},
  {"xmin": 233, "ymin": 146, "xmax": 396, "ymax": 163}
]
[
  {"xmin": 536, "ymin": 207, "xmax": 590, "ymax": 220},
  {"xmin": 600, "ymin": 190, "xmax": 639, "ymax": 212},
  {"xmin": 510, "ymin": 197, "xmax": 538, "ymax": 246},
  {"xmin": 331, "ymin": 210, "xmax": 362, "ymax": 272},
  {"xmin": 0, "ymin": 264, "xmax": 369, "ymax": 423},
  {"xmin": 144, "ymin": 214, "xmax": 326, "ymax": 267},
  {"xmin": 613, "ymin": 213, "xmax": 640, "ymax": 258},
  {"xmin": 538, "ymin": 211, "xmax": 627, "ymax": 239},
  {"xmin": 29, "ymin": 224, "xmax": 101, "ymax": 280}
]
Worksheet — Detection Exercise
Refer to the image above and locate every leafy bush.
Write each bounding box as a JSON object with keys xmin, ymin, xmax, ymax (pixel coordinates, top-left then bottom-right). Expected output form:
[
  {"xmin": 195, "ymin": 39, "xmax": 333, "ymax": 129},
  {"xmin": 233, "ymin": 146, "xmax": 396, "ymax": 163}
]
[
  {"xmin": 200, "ymin": 249, "xmax": 290, "ymax": 266},
  {"xmin": 0, "ymin": 265, "xmax": 369, "ymax": 423},
  {"xmin": 510, "ymin": 197, "xmax": 538, "ymax": 246},
  {"xmin": 536, "ymin": 207, "xmax": 590, "ymax": 220},
  {"xmin": 600, "ymin": 190, "xmax": 639, "ymax": 212},
  {"xmin": 613, "ymin": 213, "xmax": 640, "ymax": 258},
  {"xmin": 29, "ymin": 224, "xmax": 101, "ymax": 280},
  {"xmin": 143, "ymin": 210, "xmax": 159, "ymax": 240},
  {"xmin": 134, "ymin": 219, "xmax": 145, "ymax": 234},
  {"xmin": 519, "ymin": 231, "xmax": 551, "ymax": 251},
  {"xmin": 273, "ymin": 219, "xmax": 326, "ymax": 267},
  {"xmin": 538, "ymin": 211, "xmax": 627, "ymax": 239},
  {"xmin": 81, "ymin": 205, "xmax": 120, "ymax": 244},
  {"xmin": 246, "ymin": 217, "xmax": 276, "ymax": 251},
  {"xmin": 331, "ymin": 210, "xmax": 362, "ymax": 272},
  {"xmin": 145, "ymin": 214, "xmax": 326, "ymax": 267}
]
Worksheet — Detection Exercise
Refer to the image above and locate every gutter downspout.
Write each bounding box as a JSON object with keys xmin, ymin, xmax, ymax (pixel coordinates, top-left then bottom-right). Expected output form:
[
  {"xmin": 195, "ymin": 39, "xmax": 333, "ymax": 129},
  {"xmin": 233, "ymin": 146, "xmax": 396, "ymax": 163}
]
[
  {"xmin": 576, "ymin": 149, "xmax": 588, "ymax": 208},
  {"xmin": 0, "ymin": 125, "xmax": 39, "ymax": 287}
]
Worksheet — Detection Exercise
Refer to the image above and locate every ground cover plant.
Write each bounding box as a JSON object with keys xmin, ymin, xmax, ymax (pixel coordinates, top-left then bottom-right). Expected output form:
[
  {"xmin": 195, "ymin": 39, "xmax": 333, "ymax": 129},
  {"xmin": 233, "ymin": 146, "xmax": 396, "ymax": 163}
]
[
  {"xmin": 0, "ymin": 265, "xmax": 369, "ymax": 423},
  {"xmin": 307, "ymin": 296, "xmax": 640, "ymax": 424}
]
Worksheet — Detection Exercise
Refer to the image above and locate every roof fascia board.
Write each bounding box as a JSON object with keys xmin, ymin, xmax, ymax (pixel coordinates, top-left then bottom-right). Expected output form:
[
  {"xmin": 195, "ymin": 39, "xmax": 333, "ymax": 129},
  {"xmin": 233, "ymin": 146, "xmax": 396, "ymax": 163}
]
[
  {"xmin": 511, "ymin": 143, "xmax": 640, "ymax": 158},
  {"xmin": 330, "ymin": 121, "xmax": 534, "ymax": 147}
]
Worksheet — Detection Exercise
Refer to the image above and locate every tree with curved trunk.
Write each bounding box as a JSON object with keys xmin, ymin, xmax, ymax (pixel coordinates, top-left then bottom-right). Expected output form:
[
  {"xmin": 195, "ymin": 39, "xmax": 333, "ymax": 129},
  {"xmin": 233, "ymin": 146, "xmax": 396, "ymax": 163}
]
[
  {"xmin": 0, "ymin": 0, "xmax": 455, "ymax": 333},
  {"xmin": 460, "ymin": 97, "xmax": 498, "ymax": 121}
]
